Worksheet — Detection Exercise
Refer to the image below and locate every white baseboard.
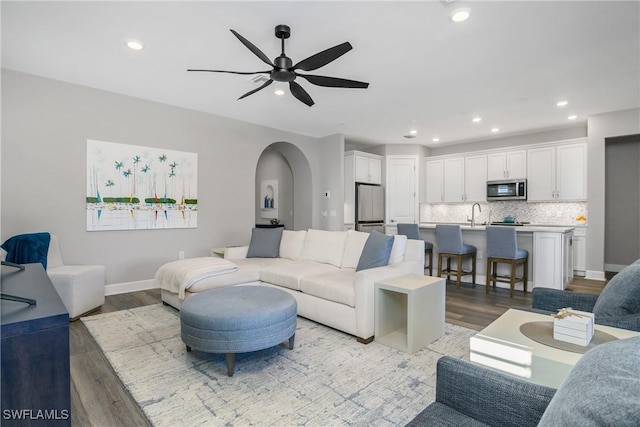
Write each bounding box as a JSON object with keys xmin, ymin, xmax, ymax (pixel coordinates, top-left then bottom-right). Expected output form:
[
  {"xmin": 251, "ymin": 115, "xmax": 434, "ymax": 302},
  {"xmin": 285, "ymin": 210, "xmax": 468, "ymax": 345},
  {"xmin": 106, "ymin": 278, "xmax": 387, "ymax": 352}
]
[
  {"xmin": 585, "ymin": 270, "xmax": 606, "ymax": 281},
  {"xmin": 604, "ymin": 263, "xmax": 628, "ymax": 273},
  {"xmin": 105, "ymin": 279, "xmax": 157, "ymax": 296}
]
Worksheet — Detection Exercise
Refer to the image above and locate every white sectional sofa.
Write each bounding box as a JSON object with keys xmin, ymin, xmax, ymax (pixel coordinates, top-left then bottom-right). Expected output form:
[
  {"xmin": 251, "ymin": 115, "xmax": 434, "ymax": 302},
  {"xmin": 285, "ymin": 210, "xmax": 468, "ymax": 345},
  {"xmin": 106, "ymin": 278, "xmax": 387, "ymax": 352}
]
[{"xmin": 160, "ymin": 229, "xmax": 425, "ymax": 343}]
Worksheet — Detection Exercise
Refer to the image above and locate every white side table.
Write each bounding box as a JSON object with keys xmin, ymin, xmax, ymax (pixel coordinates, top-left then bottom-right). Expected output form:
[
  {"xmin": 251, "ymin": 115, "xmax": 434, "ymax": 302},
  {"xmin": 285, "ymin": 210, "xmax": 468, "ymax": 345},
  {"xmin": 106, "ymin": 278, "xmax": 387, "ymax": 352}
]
[
  {"xmin": 210, "ymin": 247, "xmax": 226, "ymax": 258},
  {"xmin": 375, "ymin": 275, "xmax": 446, "ymax": 354}
]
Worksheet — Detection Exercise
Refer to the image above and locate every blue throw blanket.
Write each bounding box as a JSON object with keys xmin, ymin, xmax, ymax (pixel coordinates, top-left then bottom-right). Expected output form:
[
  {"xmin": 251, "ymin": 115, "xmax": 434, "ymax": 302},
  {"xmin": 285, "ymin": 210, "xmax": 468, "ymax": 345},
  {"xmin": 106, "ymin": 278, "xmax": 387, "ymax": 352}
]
[{"xmin": 1, "ymin": 232, "xmax": 51, "ymax": 270}]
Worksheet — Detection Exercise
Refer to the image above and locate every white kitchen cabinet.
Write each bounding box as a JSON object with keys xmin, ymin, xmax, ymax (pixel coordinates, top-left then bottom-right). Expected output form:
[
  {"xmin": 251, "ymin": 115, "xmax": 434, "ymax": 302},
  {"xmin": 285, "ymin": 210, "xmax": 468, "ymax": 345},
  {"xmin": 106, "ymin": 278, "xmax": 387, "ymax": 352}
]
[
  {"xmin": 444, "ymin": 157, "xmax": 465, "ymax": 202},
  {"xmin": 527, "ymin": 142, "xmax": 586, "ymax": 201},
  {"xmin": 348, "ymin": 151, "xmax": 382, "ymax": 184},
  {"xmin": 487, "ymin": 150, "xmax": 526, "ymax": 180},
  {"xmin": 556, "ymin": 143, "xmax": 587, "ymax": 200},
  {"xmin": 426, "ymin": 155, "xmax": 486, "ymax": 203},
  {"xmin": 533, "ymin": 230, "xmax": 574, "ymax": 290},
  {"xmin": 425, "ymin": 159, "xmax": 444, "ymax": 202},
  {"xmin": 464, "ymin": 154, "xmax": 488, "ymax": 202},
  {"xmin": 572, "ymin": 227, "xmax": 586, "ymax": 276},
  {"xmin": 527, "ymin": 147, "xmax": 555, "ymax": 201}
]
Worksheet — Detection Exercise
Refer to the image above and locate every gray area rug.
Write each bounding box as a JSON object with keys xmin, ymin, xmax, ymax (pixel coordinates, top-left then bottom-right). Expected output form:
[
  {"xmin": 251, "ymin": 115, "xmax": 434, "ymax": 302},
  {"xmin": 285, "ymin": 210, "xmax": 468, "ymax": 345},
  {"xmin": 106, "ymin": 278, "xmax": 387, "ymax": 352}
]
[{"xmin": 82, "ymin": 304, "xmax": 475, "ymax": 426}]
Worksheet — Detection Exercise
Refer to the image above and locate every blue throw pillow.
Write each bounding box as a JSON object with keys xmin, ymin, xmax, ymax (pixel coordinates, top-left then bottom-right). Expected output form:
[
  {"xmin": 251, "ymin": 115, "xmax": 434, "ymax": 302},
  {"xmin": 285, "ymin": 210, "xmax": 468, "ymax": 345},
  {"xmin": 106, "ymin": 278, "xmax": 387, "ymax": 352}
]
[
  {"xmin": 246, "ymin": 227, "xmax": 283, "ymax": 258},
  {"xmin": 356, "ymin": 230, "xmax": 394, "ymax": 272},
  {"xmin": 1, "ymin": 232, "xmax": 51, "ymax": 270},
  {"xmin": 592, "ymin": 264, "xmax": 640, "ymax": 318}
]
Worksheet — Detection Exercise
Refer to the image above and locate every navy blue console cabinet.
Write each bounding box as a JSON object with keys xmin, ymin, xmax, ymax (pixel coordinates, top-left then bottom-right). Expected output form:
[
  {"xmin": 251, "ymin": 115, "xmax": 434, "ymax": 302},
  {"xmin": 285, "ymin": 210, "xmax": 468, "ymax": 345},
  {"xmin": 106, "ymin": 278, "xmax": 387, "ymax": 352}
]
[{"xmin": 1, "ymin": 263, "xmax": 71, "ymax": 426}]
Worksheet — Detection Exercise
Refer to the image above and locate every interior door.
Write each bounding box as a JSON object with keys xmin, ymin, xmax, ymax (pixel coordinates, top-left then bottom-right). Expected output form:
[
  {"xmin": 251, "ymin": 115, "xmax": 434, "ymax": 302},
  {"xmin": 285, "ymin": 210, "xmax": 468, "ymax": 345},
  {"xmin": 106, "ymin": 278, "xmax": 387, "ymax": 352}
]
[{"xmin": 386, "ymin": 156, "xmax": 417, "ymax": 225}]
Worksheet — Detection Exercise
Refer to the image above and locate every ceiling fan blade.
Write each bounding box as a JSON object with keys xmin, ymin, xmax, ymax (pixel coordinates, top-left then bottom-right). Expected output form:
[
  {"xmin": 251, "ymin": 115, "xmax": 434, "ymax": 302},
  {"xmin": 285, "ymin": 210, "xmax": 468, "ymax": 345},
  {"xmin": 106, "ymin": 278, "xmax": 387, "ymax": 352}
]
[
  {"xmin": 230, "ymin": 29, "xmax": 274, "ymax": 67},
  {"xmin": 293, "ymin": 42, "xmax": 353, "ymax": 71},
  {"xmin": 187, "ymin": 69, "xmax": 271, "ymax": 75},
  {"xmin": 238, "ymin": 79, "xmax": 273, "ymax": 100},
  {"xmin": 289, "ymin": 81, "xmax": 314, "ymax": 106},
  {"xmin": 297, "ymin": 74, "xmax": 369, "ymax": 89}
]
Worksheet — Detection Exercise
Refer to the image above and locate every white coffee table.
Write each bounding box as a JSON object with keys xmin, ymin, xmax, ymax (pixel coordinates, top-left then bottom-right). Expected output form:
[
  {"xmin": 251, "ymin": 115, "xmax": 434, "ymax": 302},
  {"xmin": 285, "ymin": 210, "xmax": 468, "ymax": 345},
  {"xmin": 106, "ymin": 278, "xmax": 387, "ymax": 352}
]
[
  {"xmin": 470, "ymin": 309, "xmax": 640, "ymax": 388},
  {"xmin": 374, "ymin": 275, "xmax": 445, "ymax": 354}
]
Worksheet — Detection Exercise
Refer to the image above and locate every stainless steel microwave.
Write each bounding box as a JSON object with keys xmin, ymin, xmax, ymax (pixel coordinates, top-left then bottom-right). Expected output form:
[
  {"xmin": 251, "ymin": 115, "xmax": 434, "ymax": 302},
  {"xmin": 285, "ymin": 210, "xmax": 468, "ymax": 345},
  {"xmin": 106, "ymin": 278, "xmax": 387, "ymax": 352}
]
[{"xmin": 487, "ymin": 179, "xmax": 527, "ymax": 201}]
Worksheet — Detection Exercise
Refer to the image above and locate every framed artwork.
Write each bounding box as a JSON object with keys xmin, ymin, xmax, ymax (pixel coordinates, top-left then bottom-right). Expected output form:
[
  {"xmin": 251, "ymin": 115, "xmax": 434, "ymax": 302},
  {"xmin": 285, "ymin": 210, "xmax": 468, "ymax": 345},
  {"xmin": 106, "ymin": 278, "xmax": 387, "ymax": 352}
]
[
  {"xmin": 260, "ymin": 179, "xmax": 278, "ymax": 219},
  {"xmin": 87, "ymin": 139, "xmax": 198, "ymax": 231}
]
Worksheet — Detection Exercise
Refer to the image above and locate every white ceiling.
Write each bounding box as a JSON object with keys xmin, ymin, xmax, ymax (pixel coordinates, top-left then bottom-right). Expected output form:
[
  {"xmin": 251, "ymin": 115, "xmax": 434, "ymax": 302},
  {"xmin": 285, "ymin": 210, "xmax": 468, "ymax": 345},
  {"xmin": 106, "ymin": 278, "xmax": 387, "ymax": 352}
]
[{"xmin": 2, "ymin": 1, "xmax": 639, "ymax": 147}]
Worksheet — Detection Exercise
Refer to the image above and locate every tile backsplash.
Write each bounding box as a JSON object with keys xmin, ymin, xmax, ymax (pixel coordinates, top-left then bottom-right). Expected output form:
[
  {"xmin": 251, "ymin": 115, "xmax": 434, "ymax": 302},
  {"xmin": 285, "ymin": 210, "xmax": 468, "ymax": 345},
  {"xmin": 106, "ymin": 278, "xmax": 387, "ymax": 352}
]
[{"xmin": 420, "ymin": 201, "xmax": 587, "ymax": 226}]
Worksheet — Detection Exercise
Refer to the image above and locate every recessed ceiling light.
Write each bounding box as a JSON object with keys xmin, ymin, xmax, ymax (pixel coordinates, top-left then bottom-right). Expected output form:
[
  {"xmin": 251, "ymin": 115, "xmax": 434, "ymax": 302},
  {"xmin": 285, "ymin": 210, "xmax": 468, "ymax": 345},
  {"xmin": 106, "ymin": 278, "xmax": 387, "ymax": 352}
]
[
  {"xmin": 126, "ymin": 39, "xmax": 144, "ymax": 51},
  {"xmin": 451, "ymin": 8, "xmax": 471, "ymax": 22},
  {"xmin": 472, "ymin": 117, "xmax": 482, "ymax": 123},
  {"xmin": 274, "ymin": 89, "xmax": 285, "ymax": 96},
  {"xmin": 568, "ymin": 115, "xmax": 578, "ymax": 120},
  {"xmin": 491, "ymin": 128, "xmax": 500, "ymax": 133},
  {"xmin": 409, "ymin": 129, "xmax": 418, "ymax": 135},
  {"xmin": 556, "ymin": 100, "xmax": 568, "ymax": 107},
  {"xmin": 432, "ymin": 137, "xmax": 440, "ymax": 143}
]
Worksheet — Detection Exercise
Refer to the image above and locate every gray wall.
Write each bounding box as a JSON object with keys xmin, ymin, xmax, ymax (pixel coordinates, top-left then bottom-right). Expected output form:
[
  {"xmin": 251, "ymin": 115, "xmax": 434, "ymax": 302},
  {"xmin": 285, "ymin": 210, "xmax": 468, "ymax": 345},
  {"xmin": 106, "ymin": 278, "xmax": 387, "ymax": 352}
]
[
  {"xmin": 587, "ymin": 108, "xmax": 640, "ymax": 277},
  {"xmin": 1, "ymin": 70, "xmax": 342, "ymax": 285},
  {"xmin": 605, "ymin": 136, "xmax": 640, "ymax": 266},
  {"xmin": 314, "ymin": 134, "xmax": 345, "ymax": 231}
]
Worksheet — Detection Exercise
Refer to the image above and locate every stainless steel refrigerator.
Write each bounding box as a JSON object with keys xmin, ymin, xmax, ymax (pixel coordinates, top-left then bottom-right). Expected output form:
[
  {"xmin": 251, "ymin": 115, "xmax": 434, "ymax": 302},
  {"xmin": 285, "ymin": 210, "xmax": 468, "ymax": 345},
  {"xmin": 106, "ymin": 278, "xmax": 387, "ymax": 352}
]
[{"xmin": 355, "ymin": 183, "xmax": 384, "ymax": 233}]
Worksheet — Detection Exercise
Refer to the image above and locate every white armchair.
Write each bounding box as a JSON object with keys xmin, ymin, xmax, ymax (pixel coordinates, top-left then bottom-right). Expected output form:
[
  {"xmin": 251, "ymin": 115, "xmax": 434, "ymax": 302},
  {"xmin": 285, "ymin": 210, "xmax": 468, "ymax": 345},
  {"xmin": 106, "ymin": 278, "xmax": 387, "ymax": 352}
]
[{"xmin": 46, "ymin": 235, "xmax": 105, "ymax": 319}]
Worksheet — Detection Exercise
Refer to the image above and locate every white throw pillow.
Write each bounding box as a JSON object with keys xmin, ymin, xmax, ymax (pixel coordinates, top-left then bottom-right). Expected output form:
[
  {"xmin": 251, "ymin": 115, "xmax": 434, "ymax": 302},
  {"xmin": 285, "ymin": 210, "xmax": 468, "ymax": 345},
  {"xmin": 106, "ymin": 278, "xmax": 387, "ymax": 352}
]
[
  {"xmin": 299, "ymin": 229, "xmax": 348, "ymax": 267},
  {"xmin": 388, "ymin": 234, "xmax": 407, "ymax": 264},
  {"xmin": 341, "ymin": 229, "xmax": 370, "ymax": 269},
  {"xmin": 279, "ymin": 230, "xmax": 307, "ymax": 260}
]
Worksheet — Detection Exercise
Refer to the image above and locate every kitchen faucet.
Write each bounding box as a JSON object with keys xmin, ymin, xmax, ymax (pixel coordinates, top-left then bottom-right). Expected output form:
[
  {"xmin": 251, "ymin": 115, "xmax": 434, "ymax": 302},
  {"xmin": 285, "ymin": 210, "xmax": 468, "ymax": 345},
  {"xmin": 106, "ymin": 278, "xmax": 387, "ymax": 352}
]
[{"xmin": 470, "ymin": 203, "xmax": 481, "ymax": 227}]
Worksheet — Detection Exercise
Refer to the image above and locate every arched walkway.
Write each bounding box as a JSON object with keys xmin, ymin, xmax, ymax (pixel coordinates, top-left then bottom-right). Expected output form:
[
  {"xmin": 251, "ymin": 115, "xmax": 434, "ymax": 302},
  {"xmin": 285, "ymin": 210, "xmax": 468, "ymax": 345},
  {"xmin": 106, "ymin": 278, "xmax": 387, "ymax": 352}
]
[{"xmin": 255, "ymin": 142, "xmax": 312, "ymax": 230}]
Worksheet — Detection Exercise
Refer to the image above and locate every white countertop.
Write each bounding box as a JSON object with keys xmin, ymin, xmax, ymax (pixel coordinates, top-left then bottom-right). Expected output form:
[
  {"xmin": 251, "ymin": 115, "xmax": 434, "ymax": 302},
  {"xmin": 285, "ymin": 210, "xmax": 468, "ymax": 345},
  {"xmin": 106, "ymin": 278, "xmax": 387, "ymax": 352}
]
[{"xmin": 418, "ymin": 223, "xmax": 575, "ymax": 233}]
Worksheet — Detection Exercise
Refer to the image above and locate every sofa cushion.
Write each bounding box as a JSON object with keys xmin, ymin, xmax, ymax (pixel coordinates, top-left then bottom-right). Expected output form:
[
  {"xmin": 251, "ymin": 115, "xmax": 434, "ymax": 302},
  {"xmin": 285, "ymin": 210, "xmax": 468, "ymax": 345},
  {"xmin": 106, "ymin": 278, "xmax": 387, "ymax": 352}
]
[
  {"xmin": 356, "ymin": 230, "xmax": 394, "ymax": 272},
  {"xmin": 299, "ymin": 229, "xmax": 348, "ymax": 267},
  {"xmin": 246, "ymin": 227, "xmax": 283, "ymax": 258},
  {"xmin": 259, "ymin": 260, "xmax": 339, "ymax": 291},
  {"xmin": 279, "ymin": 230, "xmax": 306, "ymax": 260},
  {"xmin": 300, "ymin": 269, "xmax": 356, "ymax": 307},
  {"xmin": 592, "ymin": 263, "xmax": 640, "ymax": 318},
  {"xmin": 341, "ymin": 230, "xmax": 370, "ymax": 269},
  {"xmin": 538, "ymin": 336, "xmax": 640, "ymax": 426},
  {"xmin": 388, "ymin": 234, "xmax": 407, "ymax": 265}
]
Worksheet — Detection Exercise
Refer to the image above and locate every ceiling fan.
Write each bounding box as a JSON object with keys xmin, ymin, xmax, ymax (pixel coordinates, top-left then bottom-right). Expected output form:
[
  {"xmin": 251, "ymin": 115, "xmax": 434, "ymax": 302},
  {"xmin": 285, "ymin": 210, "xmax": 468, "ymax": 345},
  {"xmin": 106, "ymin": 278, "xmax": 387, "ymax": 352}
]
[{"xmin": 188, "ymin": 25, "xmax": 369, "ymax": 107}]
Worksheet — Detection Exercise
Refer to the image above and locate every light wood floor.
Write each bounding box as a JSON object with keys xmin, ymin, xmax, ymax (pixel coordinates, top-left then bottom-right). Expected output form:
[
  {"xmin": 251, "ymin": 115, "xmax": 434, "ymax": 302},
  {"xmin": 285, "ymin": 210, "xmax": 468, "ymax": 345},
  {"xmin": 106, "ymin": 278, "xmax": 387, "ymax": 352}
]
[{"xmin": 70, "ymin": 276, "xmax": 606, "ymax": 426}]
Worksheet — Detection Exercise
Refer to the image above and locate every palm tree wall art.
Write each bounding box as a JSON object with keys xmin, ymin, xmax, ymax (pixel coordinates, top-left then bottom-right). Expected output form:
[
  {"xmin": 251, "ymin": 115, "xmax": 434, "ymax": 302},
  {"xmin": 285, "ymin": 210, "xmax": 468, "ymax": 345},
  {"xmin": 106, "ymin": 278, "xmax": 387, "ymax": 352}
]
[{"xmin": 86, "ymin": 139, "xmax": 198, "ymax": 231}]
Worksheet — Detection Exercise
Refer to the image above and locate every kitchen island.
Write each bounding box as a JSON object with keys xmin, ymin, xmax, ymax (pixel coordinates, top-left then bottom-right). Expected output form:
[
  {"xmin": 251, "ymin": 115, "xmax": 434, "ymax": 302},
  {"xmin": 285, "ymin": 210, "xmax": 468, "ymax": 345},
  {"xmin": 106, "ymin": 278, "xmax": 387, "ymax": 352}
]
[{"xmin": 414, "ymin": 223, "xmax": 574, "ymax": 291}]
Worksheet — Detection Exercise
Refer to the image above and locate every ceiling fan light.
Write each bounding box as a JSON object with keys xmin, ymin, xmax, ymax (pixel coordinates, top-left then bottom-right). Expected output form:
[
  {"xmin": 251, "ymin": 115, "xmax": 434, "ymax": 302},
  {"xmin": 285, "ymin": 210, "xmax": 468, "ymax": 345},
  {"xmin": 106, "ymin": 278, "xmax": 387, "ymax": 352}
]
[{"xmin": 451, "ymin": 8, "xmax": 471, "ymax": 23}]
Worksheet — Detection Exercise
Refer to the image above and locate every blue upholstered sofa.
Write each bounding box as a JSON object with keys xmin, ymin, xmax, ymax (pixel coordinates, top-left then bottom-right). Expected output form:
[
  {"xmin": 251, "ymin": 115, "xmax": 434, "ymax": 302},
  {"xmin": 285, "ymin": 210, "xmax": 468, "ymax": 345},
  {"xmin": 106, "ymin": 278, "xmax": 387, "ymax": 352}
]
[
  {"xmin": 531, "ymin": 259, "xmax": 640, "ymax": 331},
  {"xmin": 407, "ymin": 335, "xmax": 640, "ymax": 426}
]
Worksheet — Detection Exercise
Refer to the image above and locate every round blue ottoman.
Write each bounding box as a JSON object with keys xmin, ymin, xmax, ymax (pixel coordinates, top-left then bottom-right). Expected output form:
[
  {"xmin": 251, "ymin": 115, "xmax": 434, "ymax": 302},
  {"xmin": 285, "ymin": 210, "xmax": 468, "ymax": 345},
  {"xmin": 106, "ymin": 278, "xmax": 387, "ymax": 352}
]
[{"xmin": 180, "ymin": 285, "xmax": 297, "ymax": 376}]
